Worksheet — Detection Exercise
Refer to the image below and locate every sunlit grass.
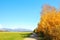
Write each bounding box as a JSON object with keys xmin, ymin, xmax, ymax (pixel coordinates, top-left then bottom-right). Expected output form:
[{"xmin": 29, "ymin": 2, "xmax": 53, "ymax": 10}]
[{"xmin": 0, "ymin": 32, "xmax": 31, "ymax": 40}]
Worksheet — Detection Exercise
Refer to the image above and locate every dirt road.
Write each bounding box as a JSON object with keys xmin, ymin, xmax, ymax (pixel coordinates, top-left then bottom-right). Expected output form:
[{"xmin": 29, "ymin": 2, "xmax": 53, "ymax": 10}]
[{"xmin": 24, "ymin": 38, "xmax": 37, "ymax": 40}]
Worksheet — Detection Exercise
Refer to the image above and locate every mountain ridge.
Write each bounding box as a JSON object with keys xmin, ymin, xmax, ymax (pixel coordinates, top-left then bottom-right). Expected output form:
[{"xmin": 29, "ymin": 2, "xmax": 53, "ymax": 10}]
[{"xmin": 0, "ymin": 28, "xmax": 32, "ymax": 32}]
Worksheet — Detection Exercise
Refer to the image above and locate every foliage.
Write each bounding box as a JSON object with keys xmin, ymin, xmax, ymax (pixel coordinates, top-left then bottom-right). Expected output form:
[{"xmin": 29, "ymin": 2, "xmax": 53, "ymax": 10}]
[{"xmin": 35, "ymin": 5, "xmax": 60, "ymax": 40}]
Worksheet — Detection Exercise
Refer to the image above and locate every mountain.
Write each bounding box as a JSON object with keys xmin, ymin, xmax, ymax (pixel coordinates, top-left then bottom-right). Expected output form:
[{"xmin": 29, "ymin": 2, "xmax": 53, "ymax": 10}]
[{"xmin": 0, "ymin": 28, "xmax": 32, "ymax": 32}]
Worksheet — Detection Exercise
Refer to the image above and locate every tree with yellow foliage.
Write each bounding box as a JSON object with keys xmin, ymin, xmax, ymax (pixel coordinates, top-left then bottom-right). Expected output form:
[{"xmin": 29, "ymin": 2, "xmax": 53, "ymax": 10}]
[{"xmin": 35, "ymin": 5, "xmax": 60, "ymax": 40}]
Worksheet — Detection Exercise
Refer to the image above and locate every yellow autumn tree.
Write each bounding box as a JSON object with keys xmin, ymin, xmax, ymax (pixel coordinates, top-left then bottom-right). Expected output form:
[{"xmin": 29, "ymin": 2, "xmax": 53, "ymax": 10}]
[{"xmin": 35, "ymin": 5, "xmax": 60, "ymax": 40}]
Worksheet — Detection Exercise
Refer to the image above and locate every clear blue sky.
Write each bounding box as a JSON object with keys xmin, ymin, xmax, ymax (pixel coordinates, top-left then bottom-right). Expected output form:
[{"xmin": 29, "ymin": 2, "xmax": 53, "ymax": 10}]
[{"xmin": 0, "ymin": 0, "xmax": 60, "ymax": 30}]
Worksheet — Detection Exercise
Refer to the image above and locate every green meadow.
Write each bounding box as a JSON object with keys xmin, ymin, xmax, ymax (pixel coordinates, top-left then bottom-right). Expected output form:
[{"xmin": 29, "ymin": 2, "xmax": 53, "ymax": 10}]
[{"xmin": 0, "ymin": 32, "xmax": 31, "ymax": 40}]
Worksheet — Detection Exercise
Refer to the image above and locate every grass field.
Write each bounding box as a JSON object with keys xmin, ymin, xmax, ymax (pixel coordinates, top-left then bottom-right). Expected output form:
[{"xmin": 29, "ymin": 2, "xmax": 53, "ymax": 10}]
[{"xmin": 0, "ymin": 32, "xmax": 31, "ymax": 40}]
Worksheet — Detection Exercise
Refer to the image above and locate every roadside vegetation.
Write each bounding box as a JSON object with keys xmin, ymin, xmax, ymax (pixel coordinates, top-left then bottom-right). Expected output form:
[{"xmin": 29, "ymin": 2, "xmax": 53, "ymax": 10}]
[{"xmin": 34, "ymin": 5, "xmax": 60, "ymax": 40}]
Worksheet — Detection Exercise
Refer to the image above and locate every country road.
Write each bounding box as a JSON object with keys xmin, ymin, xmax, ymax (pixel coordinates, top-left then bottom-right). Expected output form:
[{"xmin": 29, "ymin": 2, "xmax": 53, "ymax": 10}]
[
  {"xmin": 24, "ymin": 38, "xmax": 37, "ymax": 40},
  {"xmin": 24, "ymin": 33, "xmax": 38, "ymax": 40}
]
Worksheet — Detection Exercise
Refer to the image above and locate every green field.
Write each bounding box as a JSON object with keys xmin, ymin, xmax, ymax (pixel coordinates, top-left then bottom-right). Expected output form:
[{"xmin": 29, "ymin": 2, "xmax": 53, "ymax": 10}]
[{"xmin": 0, "ymin": 32, "xmax": 31, "ymax": 40}]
